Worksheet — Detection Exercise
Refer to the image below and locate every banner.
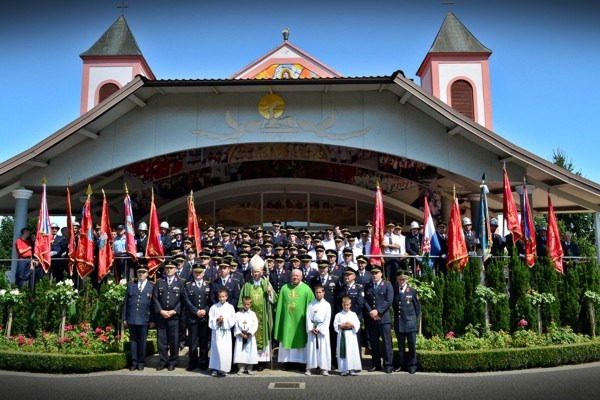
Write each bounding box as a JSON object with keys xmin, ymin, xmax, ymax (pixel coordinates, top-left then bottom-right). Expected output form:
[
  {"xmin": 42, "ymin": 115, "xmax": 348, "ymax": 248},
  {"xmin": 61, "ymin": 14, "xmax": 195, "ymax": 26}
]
[
  {"xmin": 447, "ymin": 190, "xmax": 468, "ymax": 271},
  {"xmin": 520, "ymin": 182, "xmax": 537, "ymax": 267},
  {"xmin": 476, "ymin": 179, "xmax": 492, "ymax": 263},
  {"xmin": 420, "ymin": 196, "xmax": 441, "ymax": 257},
  {"xmin": 75, "ymin": 186, "xmax": 95, "ymax": 278},
  {"xmin": 187, "ymin": 191, "xmax": 203, "ymax": 256},
  {"xmin": 146, "ymin": 190, "xmax": 165, "ymax": 278},
  {"xmin": 370, "ymin": 183, "xmax": 385, "ymax": 267},
  {"xmin": 502, "ymin": 166, "xmax": 522, "ymax": 242},
  {"xmin": 66, "ymin": 185, "xmax": 75, "ymax": 276},
  {"xmin": 547, "ymin": 194, "xmax": 564, "ymax": 273},
  {"xmin": 97, "ymin": 190, "xmax": 114, "ymax": 282},
  {"xmin": 124, "ymin": 189, "xmax": 137, "ymax": 262},
  {"xmin": 34, "ymin": 180, "xmax": 52, "ymax": 273}
]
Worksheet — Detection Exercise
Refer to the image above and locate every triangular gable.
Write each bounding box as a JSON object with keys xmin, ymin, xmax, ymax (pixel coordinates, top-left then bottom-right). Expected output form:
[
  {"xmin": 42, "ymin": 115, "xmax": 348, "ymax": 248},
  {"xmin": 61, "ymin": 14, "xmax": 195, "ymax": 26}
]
[{"xmin": 230, "ymin": 41, "xmax": 342, "ymax": 79}]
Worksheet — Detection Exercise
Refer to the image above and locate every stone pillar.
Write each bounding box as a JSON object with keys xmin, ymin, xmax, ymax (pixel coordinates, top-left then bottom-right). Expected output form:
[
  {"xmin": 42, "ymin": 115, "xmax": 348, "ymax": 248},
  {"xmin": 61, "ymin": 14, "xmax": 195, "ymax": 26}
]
[
  {"xmin": 467, "ymin": 193, "xmax": 481, "ymax": 232},
  {"xmin": 10, "ymin": 188, "xmax": 33, "ymax": 284},
  {"xmin": 594, "ymin": 213, "xmax": 600, "ymax": 264},
  {"xmin": 441, "ymin": 196, "xmax": 453, "ymax": 224},
  {"xmin": 515, "ymin": 184, "xmax": 535, "ymax": 212}
]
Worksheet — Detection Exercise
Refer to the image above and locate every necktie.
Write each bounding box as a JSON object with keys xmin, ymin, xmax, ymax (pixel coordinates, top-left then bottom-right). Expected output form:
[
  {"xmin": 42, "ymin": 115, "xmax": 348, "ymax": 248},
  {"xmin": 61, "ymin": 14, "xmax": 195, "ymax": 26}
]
[
  {"xmin": 138, "ymin": 282, "xmax": 142, "ymax": 291},
  {"xmin": 222, "ymin": 279, "xmax": 226, "ymax": 286},
  {"xmin": 389, "ymin": 235, "xmax": 392, "ymax": 244},
  {"xmin": 362, "ymin": 246, "xmax": 366, "ymax": 255},
  {"xmin": 321, "ymin": 277, "xmax": 325, "ymax": 285},
  {"xmin": 168, "ymin": 279, "xmax": 172, "ymax": 285}
]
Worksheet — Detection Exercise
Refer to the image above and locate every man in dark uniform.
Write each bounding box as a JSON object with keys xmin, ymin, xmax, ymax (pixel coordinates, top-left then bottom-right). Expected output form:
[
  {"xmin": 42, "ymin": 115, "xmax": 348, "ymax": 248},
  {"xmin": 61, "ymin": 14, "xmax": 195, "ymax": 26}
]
[
  {"xmin": 364, "ymin": 266, "xmax": 394, "ymax": 374},
  {"xmin": 237, "ymin": 250, "xmax": 252, "ymax": 282},
  {"xmin": 489, "ymin": 218, "xmax": 506, "ymax": 258},
  {"xmin": 405, "ymin": 221, "xmax": 422, "ymax": 278},
  {"xmin": 462, "ymin": 217, "xmax": 478, "ymax": 254},
  {"xmin": 123, "ymin": 264, "xmax": 155, "ymax": 371},
  {"xmin": 299, "ymin": 254, "xmax": 318, "ymax": 285},
  {"xmin": 49, "ymin": 222, "xmax": 68, "ymax": 281},
  {"xmin": 434, "ymin": 222, "xmax": 448, "ymax": 275},
  {"xmin": 174, "ymin": 254, "xmax": 192, "ymax": 350},
  {"xmin": 355, "ymin": 255, "xmax": 373, "ymax": 287},
  {"xmin": 153, "ymin": 260, "xmax": 185, "ymax": 371},
  {"xmin": 325, "ymin": 249, "xmax": 344, "ymax": 280},
  {"xmin": 393, "ymin": 272, "xmax": 421, "ymax": 374},
  {"xmin": 210, "ymin": 261, "xmax": 241, "ymax": 309},
  {"xmin": 269, "ymin": 256, "xmax": 291, "ymax": 294},
  {"xmin": 182, "ymin": 265, "xmax": 211, "ymax": 371},
  {"xmin": 536, "ymin": 224, "xmax": 548, "ymax": 257}
]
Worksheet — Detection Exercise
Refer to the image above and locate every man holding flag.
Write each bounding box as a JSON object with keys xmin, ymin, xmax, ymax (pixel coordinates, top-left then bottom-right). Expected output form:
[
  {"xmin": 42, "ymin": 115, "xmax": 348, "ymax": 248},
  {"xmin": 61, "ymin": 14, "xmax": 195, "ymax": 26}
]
[{"xmin": 420, "ymin": 197, "xmax": 441, "ymax": 275}]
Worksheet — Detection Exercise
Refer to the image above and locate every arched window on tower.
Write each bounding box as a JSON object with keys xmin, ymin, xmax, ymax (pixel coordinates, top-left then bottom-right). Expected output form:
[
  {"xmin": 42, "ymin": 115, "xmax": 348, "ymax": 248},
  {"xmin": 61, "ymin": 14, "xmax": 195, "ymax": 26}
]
[
  {"xmin": 98, "ymin": 83, "xmax": 120, "ymax": 104},
  {"xmin": 450, "ymin": 80, "xmax": 474, "ymax": 120}
]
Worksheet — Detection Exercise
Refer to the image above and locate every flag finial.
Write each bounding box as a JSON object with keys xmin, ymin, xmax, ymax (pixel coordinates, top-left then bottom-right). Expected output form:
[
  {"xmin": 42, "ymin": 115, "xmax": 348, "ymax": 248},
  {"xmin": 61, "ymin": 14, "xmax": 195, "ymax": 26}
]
[
  {"xmin": 42, "ymin": 177, "xmax": 47, "ymax": 185},
  {"xmin": 102, "ymin": 188, "xmax": 106, "ymax": 197},
  {"xmin": 124, "ymin": 182, "xmax": 129, "ymax": 195},
  {"xmin": 86, "ymin": 184, "xmax": 93, "ymax": 196},
  {"xmin": 67, "ymin": 177, "xmax": 71, "ymax": 186}
]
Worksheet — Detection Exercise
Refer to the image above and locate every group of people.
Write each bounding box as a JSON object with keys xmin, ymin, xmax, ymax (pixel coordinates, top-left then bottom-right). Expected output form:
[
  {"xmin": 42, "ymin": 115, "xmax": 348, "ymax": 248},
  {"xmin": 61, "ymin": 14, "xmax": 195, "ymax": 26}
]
[
  {"xmin": 14, "ymin": 213, "xmax": 581, "ymax": 375},
  {"xmin": 119, "ymin": 219, "xmax": 424, "ymax": 375}
]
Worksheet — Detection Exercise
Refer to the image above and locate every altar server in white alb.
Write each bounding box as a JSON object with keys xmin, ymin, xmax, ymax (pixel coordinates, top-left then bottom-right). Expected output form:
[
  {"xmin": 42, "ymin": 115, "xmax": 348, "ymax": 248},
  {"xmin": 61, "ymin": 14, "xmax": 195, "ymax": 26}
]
[
  {"xmin": 305, "ymin": 284, "xmax": 332, "ymax": 376},
  {"xmin": 208, "ymin": 289, "xmax": 236, "ymax": 376},
  {"xmin": 334, "ymin": 296, "xmax": 362, "ymax": 376},
  {"xmin": 234, "ymin": 296, "xmax": 259, "ymax": 375}
]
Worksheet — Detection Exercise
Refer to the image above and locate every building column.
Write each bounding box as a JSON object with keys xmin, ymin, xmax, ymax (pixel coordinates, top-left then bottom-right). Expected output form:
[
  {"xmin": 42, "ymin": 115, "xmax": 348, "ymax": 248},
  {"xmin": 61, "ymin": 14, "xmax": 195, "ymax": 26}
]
[
  {"xmin": 515, "ymin": 184, "xmax": 535, "ymax": 212},
  {"xmin": 441, "ymin": 196, "xmax": 452, "ymax": 224},
  {"xmin": 594, "ymin": 213, "xmax": 600, "ymax": 264},
  {"xmin": 467, "ymin": 193, "xmax": 481, "ymax": 232},
  {"xmin": 10, "ymin": 188, "xmax": 33, "ymax": 284}
]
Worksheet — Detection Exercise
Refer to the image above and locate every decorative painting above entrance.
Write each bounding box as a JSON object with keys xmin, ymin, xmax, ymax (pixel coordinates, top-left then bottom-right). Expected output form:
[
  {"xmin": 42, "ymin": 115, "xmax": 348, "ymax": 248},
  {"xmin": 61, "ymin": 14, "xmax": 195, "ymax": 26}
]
[{"xmin": 252, "ymin": 63, "xmax": 319, "ymax": 79}]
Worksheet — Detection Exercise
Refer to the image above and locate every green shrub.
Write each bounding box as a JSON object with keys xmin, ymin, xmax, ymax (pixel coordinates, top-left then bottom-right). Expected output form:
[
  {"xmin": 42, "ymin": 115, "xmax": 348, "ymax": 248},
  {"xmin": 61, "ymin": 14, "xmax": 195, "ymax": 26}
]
[{"xmin": 0, "ymin": 351, "xmax": 127, "ymax": 373}]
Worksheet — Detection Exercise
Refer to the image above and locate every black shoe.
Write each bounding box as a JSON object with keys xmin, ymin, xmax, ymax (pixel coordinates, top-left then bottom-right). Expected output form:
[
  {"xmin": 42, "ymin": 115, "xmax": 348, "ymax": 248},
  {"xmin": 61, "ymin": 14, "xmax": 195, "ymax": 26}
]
[
  {"xmin": 199, "ymin": 364, "xmax": 208, "ymax": 371},
  {"xmin": 137, "ymin": 365, "xmax": 144, "ymax": 371},
  {"xmin": 168, "ymin": 365, "xmax": 176, "ymax": 371},
  {"xmin": 156, "ymin": 365, "xmax": 166, "ymax": 371},
  {"xmin": 368, "ymin": 366, "xmax": 381, "ymax": 372},
  {"xmin": 129, "ymin": 365, "xmax": 137, "ymax": 371},
  {"xmin": 408, "ymin": 369, "xmax": 416, "ymax": 374},
  {"xmin": 385, "ymin": 367, "xmax": 393, "ymax": 374},
  {"xmin": 393, "ymin": 367, "xmax": 403, "ymax": 373},
  {"xmin": 256, "ymin": 365, "xmax": 264, "ymax": 372},
  {"xmin": 186, "ymin": 365, "xmax": 197, "ymax": 371}
]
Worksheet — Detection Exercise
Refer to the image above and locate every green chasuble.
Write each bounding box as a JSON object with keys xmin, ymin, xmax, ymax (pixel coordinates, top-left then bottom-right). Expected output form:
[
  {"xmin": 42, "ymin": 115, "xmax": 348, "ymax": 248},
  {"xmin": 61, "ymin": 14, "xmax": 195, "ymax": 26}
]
[
  {"xmin": 238, "ymin": 279, "xmax": 278, "ymax": 352},
  {"xmin": 274, "ymin": 281, "xmax": 315, "ymax": 349}
]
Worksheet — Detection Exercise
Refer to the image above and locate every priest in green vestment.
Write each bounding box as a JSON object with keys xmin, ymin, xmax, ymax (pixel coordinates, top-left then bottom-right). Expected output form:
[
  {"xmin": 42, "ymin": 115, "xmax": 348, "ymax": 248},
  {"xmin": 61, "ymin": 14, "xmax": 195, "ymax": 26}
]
[
  {"xmin": 238, "ymin": 255, "xmax": 277, "ymax": 370},
  {"xmin": 274, "ymin": 268, "xmax": 315, "ymax": 365}
]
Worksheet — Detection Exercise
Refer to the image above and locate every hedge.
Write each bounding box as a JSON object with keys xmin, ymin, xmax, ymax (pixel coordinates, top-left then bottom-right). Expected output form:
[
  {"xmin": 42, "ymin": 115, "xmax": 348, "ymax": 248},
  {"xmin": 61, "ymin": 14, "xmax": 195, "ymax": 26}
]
[
  {"xmin": 418, "ymin": 341, "xmax": 600, "ymax": 372},
  {"xmin": 0, "ymin": 339, "xmax": 157, "ymax": 374},
  {"xmin": 0, "ymin": 351, "xmax": 127, "ymax": 373}
]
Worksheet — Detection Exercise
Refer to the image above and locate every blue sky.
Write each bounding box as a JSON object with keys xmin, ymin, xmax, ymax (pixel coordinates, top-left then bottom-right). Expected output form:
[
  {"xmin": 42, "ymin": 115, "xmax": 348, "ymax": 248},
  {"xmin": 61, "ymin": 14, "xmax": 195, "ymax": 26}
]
[{"xmin": 1, "ymin": 0, "xmax": 599, "ymax": 184}]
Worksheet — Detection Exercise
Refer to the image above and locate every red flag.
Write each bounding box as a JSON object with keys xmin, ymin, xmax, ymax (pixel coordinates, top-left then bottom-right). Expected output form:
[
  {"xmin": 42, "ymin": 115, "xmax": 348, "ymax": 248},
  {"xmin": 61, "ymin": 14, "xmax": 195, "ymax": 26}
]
[
  {"xmin": 34, "ymin": 180, "xmax": 52, "ymax": 273},
  {"xmin": 124, "ymin": 188, "xmax": 137, "ymax": 262},
  {"xmin": 97, "ymin": 190, "xmax": 114, "ymax": 282},
  {"xmin": 146, "ymin": 190, "xmax": 165, "ymax": 278},
  {"xmin": 502, "ymin": 166, "xmax": 522, "ymax": 242},
  {"xmin": 75, "ymin": 186, "xmax": 95, "ymax": 278},
  {"xmin": 520, "ymin": 182, "xmax": 537, "ymax": 267},
  {"xmin": 446, "ymin": 191, "xmax": 468, "ymax": 271},
  {"xmin": 547, "ymin": 194, "xmax": 564, "ymax": 274},
  {"xmin": 66, "ymin": 185, "xmax": 75, "ymax": 276},
  {"xmin": 370, "ymin": 183, "xmax": 385, "ymax": 267},
  {"xmin": 187, "ymin": 191, "xmax": 203, "ymax": 256}
]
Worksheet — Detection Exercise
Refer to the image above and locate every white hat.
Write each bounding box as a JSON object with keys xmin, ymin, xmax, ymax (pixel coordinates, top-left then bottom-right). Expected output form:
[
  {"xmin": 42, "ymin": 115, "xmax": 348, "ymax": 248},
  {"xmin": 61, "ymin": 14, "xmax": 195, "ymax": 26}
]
[
  {"xmin": 249, "ymin": 254, "xmax": 265, "ymax": 272},
  {"xmin": 173, "ymin": 228, "xmax": 182, "ymax": 235},
  {"xmin": 138, "ymin": 222, "xmax": 148, "ymax": 231},
  {"xmin": 410, "ymin": 221, "xmax": 420, "ymax": 229},
  {"xmin": 490, "ymin": 218, "xmax": 499, "ymax": 226},
  {"xmin": 462, "ymin": 217, "xmax": 472, "ymax": 225},
  {"xmin": 160, "ymin": 221, "xmax": 170, "ymax": 229}
]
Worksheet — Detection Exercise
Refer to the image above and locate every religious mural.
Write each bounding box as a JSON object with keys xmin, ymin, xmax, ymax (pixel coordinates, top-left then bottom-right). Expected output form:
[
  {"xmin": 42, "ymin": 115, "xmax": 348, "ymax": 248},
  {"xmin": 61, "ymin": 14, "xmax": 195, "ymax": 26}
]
[{"xmin": 253, "ymin": 63, "xmax": 319, "ymax": 79}]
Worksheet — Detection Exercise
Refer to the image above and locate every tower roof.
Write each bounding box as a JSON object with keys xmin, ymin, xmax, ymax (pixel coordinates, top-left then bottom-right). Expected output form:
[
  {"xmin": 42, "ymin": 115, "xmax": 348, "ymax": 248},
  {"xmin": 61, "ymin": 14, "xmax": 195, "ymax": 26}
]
[
  {"xmin": 428, "ymin": 12, "xmax": 491, "ymax": 54},
  {"xmin": 80, "ymin": 16, "xmax": 143, "ymax": 57}
]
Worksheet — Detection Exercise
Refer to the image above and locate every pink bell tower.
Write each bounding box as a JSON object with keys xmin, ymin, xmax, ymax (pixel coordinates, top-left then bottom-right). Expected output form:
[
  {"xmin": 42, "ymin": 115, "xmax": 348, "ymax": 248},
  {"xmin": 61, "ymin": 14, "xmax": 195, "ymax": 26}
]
[
  {"xmin": 79, "ymin": 15, "xmax": 155, "ymax": 115},
  {"xmin": 417, "ymin": 12, "xmax": 493, "ymax": 130}
]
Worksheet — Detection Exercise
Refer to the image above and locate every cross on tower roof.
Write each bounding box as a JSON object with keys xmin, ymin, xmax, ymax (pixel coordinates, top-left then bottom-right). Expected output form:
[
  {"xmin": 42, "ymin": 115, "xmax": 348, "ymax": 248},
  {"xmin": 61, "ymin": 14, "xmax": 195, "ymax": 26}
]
[
  {"xmin": 117, "ymin": 1, "xmax": 128, "ymax": 16},
  {"xmin": 443, "ymin": 0, "xmax": 454, "ymax": 11}
]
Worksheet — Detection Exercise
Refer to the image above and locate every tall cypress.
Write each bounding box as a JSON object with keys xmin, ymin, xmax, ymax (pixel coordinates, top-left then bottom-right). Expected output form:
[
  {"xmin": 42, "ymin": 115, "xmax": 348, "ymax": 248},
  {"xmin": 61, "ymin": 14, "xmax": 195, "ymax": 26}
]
[
  {"xmin": 442, "ymin": 270, "xmax": 465, "ymax": 334},
  {"xmin": 463, "ymin": 258, "xmax": 485, "ymax": 328},
  {"xmin": 508, "ymin": 252, "xmax": 536, "ymax": 332},
  {"xmin": 560, "ymin": 266, "xmax": 581, "ymax": 332},
  {"xmin": 485, "ymin": 258, "xmax": 510, "ymax": 332}
]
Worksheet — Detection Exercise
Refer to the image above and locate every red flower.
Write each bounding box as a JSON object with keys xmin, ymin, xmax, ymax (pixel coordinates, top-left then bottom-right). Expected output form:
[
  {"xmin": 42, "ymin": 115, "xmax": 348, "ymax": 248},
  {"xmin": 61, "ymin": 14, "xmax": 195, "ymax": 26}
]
[
  {"xmin": 445, "ymin": 331, "xmax": 455, "ymax": 339},
  {"xmin": 99, "ymin": 335, "xmax": 109, "ymax": 342},
  {"xmin": 80, "ymin": 332, "xmax": 86, "ymax": 338},
  {"xmin": 115, "ymin": 334, "xmax": 121, "ymax": 340},
  {"xmin": 105, "ymin": 326, "xmax": 112, "ymax": 332},
  {"xmin": 95, "ymin": 327, "xmax": 102, "ymax": 334},
  {"xmin": 64, "ymin": 324, "xmax": 74, "ymax": 331},
  {"xmin": 17, "ymin": 335, "xmax": 25, "ymax": 344},
  {"xmin": 27, "ymin": 338, "xmax": 34, "ymax": 346}
]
